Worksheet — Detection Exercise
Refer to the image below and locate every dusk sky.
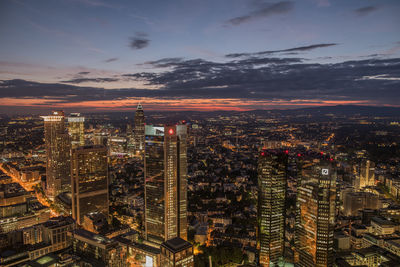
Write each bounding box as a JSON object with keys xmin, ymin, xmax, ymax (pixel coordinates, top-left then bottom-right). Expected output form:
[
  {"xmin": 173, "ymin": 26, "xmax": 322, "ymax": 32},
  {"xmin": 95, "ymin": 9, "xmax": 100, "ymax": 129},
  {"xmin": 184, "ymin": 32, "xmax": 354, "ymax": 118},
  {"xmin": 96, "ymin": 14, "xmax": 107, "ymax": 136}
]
[{"xmin": 0, "ymin": 0, "xmax": 399, "ymax": 112}]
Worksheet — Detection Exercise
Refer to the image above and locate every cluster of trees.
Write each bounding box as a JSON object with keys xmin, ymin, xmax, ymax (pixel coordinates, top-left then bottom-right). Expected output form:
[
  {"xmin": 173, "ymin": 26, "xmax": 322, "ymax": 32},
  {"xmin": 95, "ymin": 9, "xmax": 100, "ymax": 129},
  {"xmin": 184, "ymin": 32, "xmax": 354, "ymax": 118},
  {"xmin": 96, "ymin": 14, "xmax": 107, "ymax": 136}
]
[{"xmin": 194, "ymin": 245, "xmax": 247, "ymax": 267}]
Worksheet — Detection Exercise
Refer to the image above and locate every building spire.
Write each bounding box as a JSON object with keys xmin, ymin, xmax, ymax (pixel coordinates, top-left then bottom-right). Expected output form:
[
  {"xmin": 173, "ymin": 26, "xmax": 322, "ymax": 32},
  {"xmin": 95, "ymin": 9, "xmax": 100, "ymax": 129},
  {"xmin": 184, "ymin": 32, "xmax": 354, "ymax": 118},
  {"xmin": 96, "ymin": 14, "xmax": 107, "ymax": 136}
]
[{"xmin": 137, "ymin": 102, "xmax": 143, "ymax": 110}]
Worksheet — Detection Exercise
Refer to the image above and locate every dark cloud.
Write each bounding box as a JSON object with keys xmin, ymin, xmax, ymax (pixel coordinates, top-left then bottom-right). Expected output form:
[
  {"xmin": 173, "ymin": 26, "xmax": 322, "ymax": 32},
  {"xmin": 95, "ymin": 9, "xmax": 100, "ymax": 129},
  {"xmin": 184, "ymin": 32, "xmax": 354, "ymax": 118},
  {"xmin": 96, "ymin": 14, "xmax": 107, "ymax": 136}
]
[
  {"xmin": 77, "ymin": 71, "xmax": 90, "ymax": 75},
  {"xmin": 60, "ymin": 77, "xmax": 119, "ymax": 84},
  {"xmin": 139, "ymin": 58, "xmax": 184, "ymax": 68},
  {"xmin": 104, "ymin": 57, "xmax": 118, "ymax": 63},
  {"xmin": 130, "ymin": 32, "xmax": 150, "ymax": 50},
  {"xmin": 0, "ymin": 79, "xmax": 102, "ymax": 100},
  {"xmin": 122, "ymin": 72, "xmax": 159, "ymax": 81},
  {"xmin": 227, "ymin": 1, "xmax": 293, "ymax": 25},
  {"xmin": 354, "ymin": 6, "xmax": 379, "ymax": 16},
  {"xmin": 226, "ymin": 43, "xmax": 338, "ymax": 58},
  {"xmin": 1, "ymin": 56, "xmax": 399, "ymax": 107}
]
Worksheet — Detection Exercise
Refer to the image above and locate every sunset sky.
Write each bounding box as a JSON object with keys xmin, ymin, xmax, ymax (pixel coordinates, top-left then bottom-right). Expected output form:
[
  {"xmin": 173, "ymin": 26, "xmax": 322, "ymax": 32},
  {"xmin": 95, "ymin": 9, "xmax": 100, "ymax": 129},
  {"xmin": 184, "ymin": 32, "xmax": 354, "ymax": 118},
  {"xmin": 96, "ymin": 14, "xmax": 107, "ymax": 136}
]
[{"xmin": 0, "ymin": 0, "xmax": 399, "ymax": 112}]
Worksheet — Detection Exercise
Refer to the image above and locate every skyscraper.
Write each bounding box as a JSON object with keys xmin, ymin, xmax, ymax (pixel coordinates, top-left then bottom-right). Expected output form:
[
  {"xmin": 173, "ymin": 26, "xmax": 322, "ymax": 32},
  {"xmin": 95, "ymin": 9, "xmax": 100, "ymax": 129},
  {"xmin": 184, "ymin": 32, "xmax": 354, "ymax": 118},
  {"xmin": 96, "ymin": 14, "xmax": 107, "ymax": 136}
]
[
  {"xmin": 257, "ymin": 149, "xmax": 287, "ymax": 267},
  {"xmin": 144, "ymin": 124, "xmax": 187, "ymax": 244},
  {"xmin": 134, "ymin": 103, "xmax": 145, "ymax": 151},
  {"xmin": 296, "ymin": 156, "xmax": 336, "ymax": 267},
  {"xmin": 67, "ymin": 113, "xmax": 85, "ymax": 149},
  {"xmin": 71, "ymin": 145, "xmax": 109, "ymax": 225},
  {"xmin": 41, "ymin": 111, "xmax": 71, "ymax": 199},
  {"xmin": 126, "ymin": 123, "xmax": 134, "ymax": 155}
]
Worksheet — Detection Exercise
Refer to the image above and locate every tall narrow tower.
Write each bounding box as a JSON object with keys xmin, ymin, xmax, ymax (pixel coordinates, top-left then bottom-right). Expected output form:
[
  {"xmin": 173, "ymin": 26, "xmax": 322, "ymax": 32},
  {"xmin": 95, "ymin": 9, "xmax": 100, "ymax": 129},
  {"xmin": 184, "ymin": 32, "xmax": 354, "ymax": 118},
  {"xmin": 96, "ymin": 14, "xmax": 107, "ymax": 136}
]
[
  {"xmin": 71, "ymin": 145, "xmax": 109, "ymax": 225},
  {"xmin": 359, "ymin": 159, "xmax": 375, "ymax": 188},
  {"xmin": 41, "ymin": 111, "xmax": 71, "ymax": 199},
  {"xmin": 67, "ymin": 113, "xmax": 85, "ymax": 149},
  {"xmin": 258, "ymin": 149, "xmax": 287, "ymax": 266},
  {"xmin": 134, "ymin": 103, "xmax": 145, "ymax": 151},
  {"xmin": 296, "ymin": 156, "xmax": 336, "ymax": 267},
  {"xmin": 144, "ymin": 124, "xmax": 187, "ymax": 244}
]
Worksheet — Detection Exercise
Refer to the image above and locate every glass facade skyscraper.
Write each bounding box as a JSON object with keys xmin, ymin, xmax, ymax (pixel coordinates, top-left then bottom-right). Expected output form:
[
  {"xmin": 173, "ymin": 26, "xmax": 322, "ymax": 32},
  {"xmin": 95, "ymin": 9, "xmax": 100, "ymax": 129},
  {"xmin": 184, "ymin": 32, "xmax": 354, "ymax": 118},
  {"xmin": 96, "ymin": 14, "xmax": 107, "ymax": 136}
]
[
  {"xmin": 257, "ymin": 149, "xmax": 287, "ymax": 266},
  {"xmin": 41, "ymin": 111, "xmax": 71, "ymax": 199},
  {"xmin": 134, "ymin": 103, "xmax": 145, "ymax": 151},
  {"xmin": 67, "ymin": 113, "xmax": 85, "ymax": 149},
  {"xmin": 71, "ymin": 145, "xmax": 109, "ymax": 225},
  {"xmin": 144, "ymin": 124, "xmax": 187, "ymax": 244},
  {"xmin": 296, "ymin": 156, "xmax": 336, "ymax": 267}
]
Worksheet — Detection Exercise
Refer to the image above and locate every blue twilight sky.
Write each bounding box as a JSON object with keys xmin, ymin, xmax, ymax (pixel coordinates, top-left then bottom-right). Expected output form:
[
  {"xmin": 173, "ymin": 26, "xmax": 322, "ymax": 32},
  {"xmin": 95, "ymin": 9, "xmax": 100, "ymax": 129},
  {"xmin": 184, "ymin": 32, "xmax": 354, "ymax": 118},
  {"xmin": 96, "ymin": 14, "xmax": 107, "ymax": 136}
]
[{"xmin": 0, "ymin": 0, "xmax": 399, "ymax": 112}]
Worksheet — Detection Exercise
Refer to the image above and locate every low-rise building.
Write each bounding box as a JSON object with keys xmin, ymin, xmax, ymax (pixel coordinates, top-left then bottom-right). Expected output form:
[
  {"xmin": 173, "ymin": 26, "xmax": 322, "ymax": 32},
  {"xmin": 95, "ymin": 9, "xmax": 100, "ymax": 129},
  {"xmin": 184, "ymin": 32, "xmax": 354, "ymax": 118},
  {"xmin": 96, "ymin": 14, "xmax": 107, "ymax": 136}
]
[
  {"xmin": 160, "ymin": 237, "xmax": 194, "ymax": 267},
  {"xmin": 70, "ymin": 228, "xmax": 127, "ymax": 266}
]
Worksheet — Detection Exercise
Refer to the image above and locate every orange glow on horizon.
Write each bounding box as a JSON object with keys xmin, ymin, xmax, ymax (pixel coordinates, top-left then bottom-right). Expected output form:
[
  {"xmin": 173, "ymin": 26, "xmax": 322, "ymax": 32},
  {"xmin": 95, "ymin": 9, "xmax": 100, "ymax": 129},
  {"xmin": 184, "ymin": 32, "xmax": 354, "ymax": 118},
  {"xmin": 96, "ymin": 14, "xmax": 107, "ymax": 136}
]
[{"xmin": 0, "ymin": 97, "xmax": 395, "ymax": 111}]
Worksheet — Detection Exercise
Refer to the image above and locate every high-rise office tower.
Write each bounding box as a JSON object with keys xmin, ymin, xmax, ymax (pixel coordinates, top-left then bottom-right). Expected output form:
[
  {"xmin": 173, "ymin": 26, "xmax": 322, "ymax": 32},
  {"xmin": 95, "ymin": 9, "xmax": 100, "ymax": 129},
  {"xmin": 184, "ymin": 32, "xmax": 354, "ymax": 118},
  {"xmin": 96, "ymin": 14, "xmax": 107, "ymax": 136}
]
[
  {"xmin": 67, "ymin": 113, "xmax": 85, "ymax": 149},
  {"xmin": 126, "ymin": 123, "xmax": 134, "ymax": 154},
  {"xmin": 257, "ymin": 149, "xmax": 287, "ymax": 267},
  {"xmin": 41, "ymin": 111, "xmax": 71, "ymax": 199},
  {"xmin": 71, "ymin": 145, "xmax": 109, "ymax": 225},
  {"xmin": 296, "ymin": 156, "xmax": 336, "ymax": 267},
  {"xmin": 144, "ymin": 124, "xmax": 187, "ymax": 244},
  {"xmin": 134, "ymin": 103, "xmax": 145, "ymax": 151}
]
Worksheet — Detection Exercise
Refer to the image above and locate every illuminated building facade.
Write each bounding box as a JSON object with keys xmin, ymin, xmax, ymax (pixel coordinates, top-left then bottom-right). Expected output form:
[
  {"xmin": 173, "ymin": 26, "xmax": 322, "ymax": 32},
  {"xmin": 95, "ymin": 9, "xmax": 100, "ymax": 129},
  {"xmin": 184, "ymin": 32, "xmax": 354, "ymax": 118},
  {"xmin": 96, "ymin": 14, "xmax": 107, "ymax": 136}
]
[
  {"xmin": 296, "ymin": 157, "xmax": 336, "ymax": 267},
  {"xmin": 126, "ymin": 123, "xmax": 134, "ymax": 154},
  {"xmin": 24, "ymin": 216, "xmax": 74, "ymax": 257},
  {"xmin": 67, "ymin": 113, "xmax": 85, "ymax": 149},
  {"xmin": 71, "ymin": 145, "xmax": 109, "ymax": 225},
  {"xmin": 359, "ymin": 159, "xmax": 375, "ymax": 189},
  {"xmin": 41, "ymin": 111, "xmax": 71, "ymax": 199},
  {"xmin": 71, "ymin": 228, "xmax": 127, "ymax": 266},
  {"xmin": 257, "ymin": 149, "xmax": 287, "ymax": 266},
  {"xmin": 160, "ymin": 237, "xmax": 194, "ymax": 267},
  {"xmin": 134, "ymin": 103, "xmax": 145, "ymax": 151},
  {"xmin": 94, "ymin": 132, "xmax": 108, "ymax": 147},
  {"xmin": 108, "ymin": 136, "xmax": 127, "ymax": 156},
  {"xmin": 144, "ymin": 124, "xmax": 187, "ymax": 244},
  {"xmin": 0, "ymin": 183, "xmax": 50, "ymax": 234}
]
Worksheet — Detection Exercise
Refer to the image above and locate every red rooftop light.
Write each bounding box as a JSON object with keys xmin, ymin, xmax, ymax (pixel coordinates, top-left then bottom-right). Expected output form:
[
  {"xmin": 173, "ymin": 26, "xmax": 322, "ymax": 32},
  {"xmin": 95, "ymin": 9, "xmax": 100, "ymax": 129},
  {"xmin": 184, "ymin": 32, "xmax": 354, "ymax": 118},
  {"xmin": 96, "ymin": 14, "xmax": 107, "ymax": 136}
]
[
  {"xmin": 297, "ymin": 153, "xmax": 301, "ymax": 157},
  {"xmin": 320, "ymin": 152, "xmax": 324, "ymax": 155},
  {"xmin": 285, "ymin": 150, "xmax": 289, "ymax": 154},
  {"xmin": 330, "ymin": 158, "xmax": 334, "ymax": 161},
  {"xmin": 169, "ymin": 128, "xmax": 174, "ymax": 135},
  {"xmin": 261, "ymin": 152, "xmax": 265, "ymax": 156}
]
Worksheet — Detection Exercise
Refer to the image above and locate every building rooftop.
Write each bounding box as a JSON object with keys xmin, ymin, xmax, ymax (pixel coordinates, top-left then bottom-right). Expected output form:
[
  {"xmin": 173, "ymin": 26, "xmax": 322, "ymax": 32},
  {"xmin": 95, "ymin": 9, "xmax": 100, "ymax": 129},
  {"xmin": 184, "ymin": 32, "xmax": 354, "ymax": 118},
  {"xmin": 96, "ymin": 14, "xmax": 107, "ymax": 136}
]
[
  {"xmin": 371, "ymin": 216, "xmax": 397, "ymax": 227},
  {"xmin": 352, "ymin": 224, "xmax": 367, "ymax": 230},
  {"xmin": 116, "ymin": 236, "xmax": 160, "ymax": 255},
  {"xmin": 161, "ymin": 237, "xmax": 192, "ymax": 253},
  {"xmin": 43, "ymin": 216, "xmax": 74, "ymax": 229},
  {"xmin": 0, "ymin": 182, "xmax": 28, "ymax": 198},
  {"xmin": 72, "ymin": 228, "xmax": 113, "ymax": 246}
]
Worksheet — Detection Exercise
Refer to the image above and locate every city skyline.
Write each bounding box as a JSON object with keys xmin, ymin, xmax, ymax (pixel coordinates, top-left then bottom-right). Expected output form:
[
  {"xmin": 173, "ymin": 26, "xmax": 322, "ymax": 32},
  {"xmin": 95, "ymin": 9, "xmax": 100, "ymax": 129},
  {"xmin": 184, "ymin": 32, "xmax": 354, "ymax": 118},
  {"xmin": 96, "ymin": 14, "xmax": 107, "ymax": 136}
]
[
  {"xmin": 1, "ymin": 102, "xmax": 400, "ymax": 266},
  {"xmin": 1, "ymin": 1, "xmax": 400, "ymax": 266},
  {"xmin": 0, "ymin": 0, "xmax": 399, "ymax": 112}
]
